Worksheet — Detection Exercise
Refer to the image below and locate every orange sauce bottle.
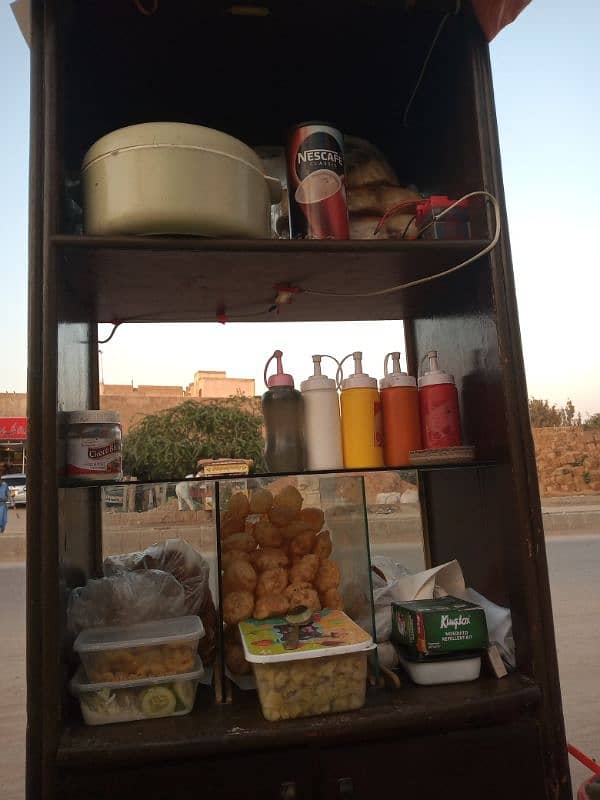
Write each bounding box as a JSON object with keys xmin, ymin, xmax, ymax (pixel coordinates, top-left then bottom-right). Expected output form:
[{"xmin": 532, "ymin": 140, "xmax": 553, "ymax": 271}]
[{"xmin": 380, "ymin": 352, "xmax": 421, "ymax": 466}]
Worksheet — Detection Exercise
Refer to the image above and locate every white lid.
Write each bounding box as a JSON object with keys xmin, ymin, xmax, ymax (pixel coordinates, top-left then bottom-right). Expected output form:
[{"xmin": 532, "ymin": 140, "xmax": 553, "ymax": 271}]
[
  {"xmin": 340, "ymin": 352, "xmax": 377, "ymax": 391},
  {"xmin": 301, "ymin": 355, "xmax": 338, "ymax": 392},
  {"xmin": 417, "ymin": 350, "xmax": 455, "ymax": 389},
  {"xmin": 239, "ymin": 609, "xmax": 375, "ymax": 664},
  {"xmin": 67, "ymin": 410, "xmax": 121, "ymax": 425},
  {"xmin": 69, "ymin": 657, "xmax": 204, "ymax": 694},
  {"xmin": 380, "ymin": 352, "xmax": 417, "ymax": 389},
  {"xmin": 74, "ymin": 615, "xmax": 204, "ymax": 654},
  {"xmin": 82, "ymin": 122, "xmax": 264, "ymax": 175}
]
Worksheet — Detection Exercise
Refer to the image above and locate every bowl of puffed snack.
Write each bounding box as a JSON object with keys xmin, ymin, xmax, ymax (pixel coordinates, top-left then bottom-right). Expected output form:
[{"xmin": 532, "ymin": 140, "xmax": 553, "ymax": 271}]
[
  {"xmin": 239, "ymin": 609, "xmax": 375, "ymax": 721},
  {"xmin": 74, "ymin": 616, "xmax": 204, "ymax": 683}
]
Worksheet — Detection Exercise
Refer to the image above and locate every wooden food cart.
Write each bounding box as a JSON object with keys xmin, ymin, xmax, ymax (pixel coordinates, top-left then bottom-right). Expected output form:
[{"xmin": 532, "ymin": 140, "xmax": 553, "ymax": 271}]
[{"xmin": 26, "ymin": 1, "xmax": 571, "ymax": 798}]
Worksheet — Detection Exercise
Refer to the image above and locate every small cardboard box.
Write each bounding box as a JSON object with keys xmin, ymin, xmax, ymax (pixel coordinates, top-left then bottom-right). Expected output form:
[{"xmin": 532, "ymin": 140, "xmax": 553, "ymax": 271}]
[{"xmin": 391, "ymin": 597, "xmax": 488, "ymax": 660}]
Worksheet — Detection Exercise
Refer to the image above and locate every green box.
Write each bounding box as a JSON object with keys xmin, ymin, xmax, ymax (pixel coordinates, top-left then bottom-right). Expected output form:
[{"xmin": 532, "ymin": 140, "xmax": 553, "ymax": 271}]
[{"xmin": 391, "ymin": 597, "xmax": 488, "ymax": 660}]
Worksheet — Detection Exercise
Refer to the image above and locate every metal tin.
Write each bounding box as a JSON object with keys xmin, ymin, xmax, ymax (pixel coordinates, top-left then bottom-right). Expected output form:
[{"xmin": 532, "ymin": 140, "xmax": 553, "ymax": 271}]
[
  {"xmin": 66, "ymin": 410, "xmax": 123, "ymax": 482},
  {"xmin": 286, "ymin": 122, "xmax": 349, "ymax": 239}
]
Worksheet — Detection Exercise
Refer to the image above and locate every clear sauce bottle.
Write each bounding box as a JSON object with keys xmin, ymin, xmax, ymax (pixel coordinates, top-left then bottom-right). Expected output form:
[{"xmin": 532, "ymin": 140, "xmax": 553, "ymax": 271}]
[{"xmin": 262, "ymin": 350, "xmax": 305, "ymax": 473}]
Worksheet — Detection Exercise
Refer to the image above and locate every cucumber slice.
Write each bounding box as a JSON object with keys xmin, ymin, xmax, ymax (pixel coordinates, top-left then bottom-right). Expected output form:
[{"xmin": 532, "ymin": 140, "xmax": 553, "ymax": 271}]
[
  {"xmin": 139, "ymin": 686, "xmax": 177, "ymax": 718},
  {"xmin": 172, "ymin": 680, "xmax": 195, "ymax": 711}
]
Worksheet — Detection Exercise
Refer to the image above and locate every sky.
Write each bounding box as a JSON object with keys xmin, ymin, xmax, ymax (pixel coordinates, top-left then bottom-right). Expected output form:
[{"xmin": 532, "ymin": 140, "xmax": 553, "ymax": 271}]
[{"xmin": 1, "ymin": 0, "xmax": 598, "ymax": 416}]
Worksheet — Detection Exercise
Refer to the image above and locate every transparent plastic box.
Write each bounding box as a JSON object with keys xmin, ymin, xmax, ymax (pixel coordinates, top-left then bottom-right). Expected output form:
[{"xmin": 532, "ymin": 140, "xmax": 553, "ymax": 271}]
[
  {"xmin": 397, "ymin": 650, "xmax": 482, "ymax": 685},
  {"xmin": 240, "ymin": 610, "xmax": 375, "ymax": 721},
  {"xmin": 73, "ymin": 615, "xmax": 204, "ymax": 683},
  {"xmin": 70, "ymin": 657, "xmax": 204, "ymax": 725}
]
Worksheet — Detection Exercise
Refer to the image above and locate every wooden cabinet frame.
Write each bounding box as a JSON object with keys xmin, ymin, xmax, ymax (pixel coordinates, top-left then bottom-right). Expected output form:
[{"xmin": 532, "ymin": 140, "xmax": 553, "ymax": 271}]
[{"xmin": 26, "ymin": 2, "xmax": 570, "ymax": 797}]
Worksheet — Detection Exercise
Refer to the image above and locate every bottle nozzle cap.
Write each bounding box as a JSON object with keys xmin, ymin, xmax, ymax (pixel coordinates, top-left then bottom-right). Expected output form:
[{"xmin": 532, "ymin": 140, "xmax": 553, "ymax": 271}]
[
  {"xmin": 264, "ymin": 350, "xmax": 294, "ymax": 388},
  {"xmin": 418, "ymin": 349, "xmax": 454, "ymax": 389},
  {"xmin": 340, "ymin": 351, "xmax": 377, "ymax": 390},
  {"xmin": 380, "ymin": 351, "xmax": 416, "ymax": 389}
]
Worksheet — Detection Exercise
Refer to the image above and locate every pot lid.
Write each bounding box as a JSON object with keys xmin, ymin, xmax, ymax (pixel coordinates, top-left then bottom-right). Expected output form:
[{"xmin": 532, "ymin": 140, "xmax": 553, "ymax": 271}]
[{"xmin": 82, "ymin": 122, "xmax": 264, "ymax": 173}]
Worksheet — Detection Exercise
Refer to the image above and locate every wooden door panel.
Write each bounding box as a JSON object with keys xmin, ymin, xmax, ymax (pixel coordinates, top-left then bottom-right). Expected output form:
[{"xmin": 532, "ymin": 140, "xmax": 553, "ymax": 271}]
[{"xmin": 319, "ymin": 721, "xmax": 547, "ymax": 800}]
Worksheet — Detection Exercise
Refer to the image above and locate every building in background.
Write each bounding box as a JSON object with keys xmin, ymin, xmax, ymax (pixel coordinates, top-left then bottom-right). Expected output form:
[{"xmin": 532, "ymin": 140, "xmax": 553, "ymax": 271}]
[
  {"xmin": 0, "ymin": 371, "xmax": 254, "ymax": 469},
  {"xmin": 100, "ymin": 370, "xmax": 255, "ymax": 434},
  {"xmin": 186, "ymin": 370, "xmax": 255, "ymax": 399},
  {"xmin": 0, "ymin": 394, "xmax": 28, "ymax": 473}
]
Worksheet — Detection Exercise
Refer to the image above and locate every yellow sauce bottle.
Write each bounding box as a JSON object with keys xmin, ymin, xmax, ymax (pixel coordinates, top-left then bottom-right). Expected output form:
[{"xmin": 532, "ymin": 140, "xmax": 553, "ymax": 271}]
[{"xmin": 340, "ymin": 351, "xmax": 384, "ymax": 469}]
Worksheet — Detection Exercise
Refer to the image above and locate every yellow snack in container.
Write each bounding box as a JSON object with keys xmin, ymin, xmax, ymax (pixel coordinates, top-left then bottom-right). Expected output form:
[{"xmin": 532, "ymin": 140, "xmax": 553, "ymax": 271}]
[
  {"xmin": 239, "ymin": 609, "xmax": 374, "ymax": 722},
  {"xmin": 74, "ymin": 616, "xmax": 204, "ymax": 683}
]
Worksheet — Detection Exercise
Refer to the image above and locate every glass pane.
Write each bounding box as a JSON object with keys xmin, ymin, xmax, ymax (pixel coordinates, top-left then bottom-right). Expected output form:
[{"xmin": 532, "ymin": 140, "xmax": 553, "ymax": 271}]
[
  {"xmin": 363, "ymin": 469, "xmax": 426, "ymax": 574},
  {"xmin": 99, "ymin": 479, "xmax": 219, "ymax": 694},
  {"xmin": 218, "ymin": 474, "xmax": 376, "ymax": 693}
]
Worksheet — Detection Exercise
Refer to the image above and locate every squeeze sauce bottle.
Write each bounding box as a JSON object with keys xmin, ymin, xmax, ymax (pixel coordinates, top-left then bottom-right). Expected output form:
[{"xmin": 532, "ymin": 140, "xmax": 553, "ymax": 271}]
[
  {"xmin": 380, "ymin": 351, "xmax": 422, "ymax": 466},
  {"xmin": 417, "ymin": 350, "xmax": 462, "ymax": 449},
  {"xmin": 340, "ymin": 352, "xmax": 384, "ymax": 469},
  {"xmin": 262, "ymin": 350, "xmax": 305, "ymax": 473},
  {"xmin": 301, "ymin": 355, "xmax": 343, "ymax": 471}
]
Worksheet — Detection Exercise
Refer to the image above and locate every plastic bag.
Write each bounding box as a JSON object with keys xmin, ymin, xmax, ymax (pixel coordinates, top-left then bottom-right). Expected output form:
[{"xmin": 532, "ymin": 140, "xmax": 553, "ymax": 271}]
[
  {"xmin": 345, "ymin": 136, "xmax": 399, "ymax": 188},
  {"xmin": 68, "ymin": 569, "xmax": 185, "ymax": 635},
  {"xmin": 104, "ymin": 538, "xmax": 218, "ymax": 665}
]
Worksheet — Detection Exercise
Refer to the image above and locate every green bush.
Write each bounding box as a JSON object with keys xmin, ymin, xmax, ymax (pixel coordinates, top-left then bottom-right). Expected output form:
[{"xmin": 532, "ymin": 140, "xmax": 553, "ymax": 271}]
[{"xmin": 123, "ymin": 398, "xmax": 265, "ymax": 481}]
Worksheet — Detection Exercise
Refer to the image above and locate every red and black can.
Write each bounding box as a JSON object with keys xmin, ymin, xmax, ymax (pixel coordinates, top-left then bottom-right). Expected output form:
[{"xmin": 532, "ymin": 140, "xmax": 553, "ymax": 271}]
[{"xmin": 286, "ymin": 121, "xmax": 349, "ymax": 240}]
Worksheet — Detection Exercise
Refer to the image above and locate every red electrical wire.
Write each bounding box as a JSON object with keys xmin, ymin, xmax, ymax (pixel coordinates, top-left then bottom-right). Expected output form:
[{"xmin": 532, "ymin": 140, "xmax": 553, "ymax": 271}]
[
  {"xmin": 568, "ymin": 742, "xmax": 600, "ymax": 776},
  {"xmin": 374, "ymin": 199, "xmax": 421, "ymax": 236}
]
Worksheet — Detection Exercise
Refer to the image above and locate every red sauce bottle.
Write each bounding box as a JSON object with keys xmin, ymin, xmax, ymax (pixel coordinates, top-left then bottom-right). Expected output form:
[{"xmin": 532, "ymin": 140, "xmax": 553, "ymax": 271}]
[{"xmin": 418, "ymin": 351, "xmax": 462, "ymax": 449}]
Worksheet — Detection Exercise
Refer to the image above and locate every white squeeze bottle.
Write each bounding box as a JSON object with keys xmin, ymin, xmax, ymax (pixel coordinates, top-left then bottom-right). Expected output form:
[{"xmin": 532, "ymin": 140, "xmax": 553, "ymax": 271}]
[{"xmin": 300, "ymin": 355, "xmax": 343, "ymax": 471}]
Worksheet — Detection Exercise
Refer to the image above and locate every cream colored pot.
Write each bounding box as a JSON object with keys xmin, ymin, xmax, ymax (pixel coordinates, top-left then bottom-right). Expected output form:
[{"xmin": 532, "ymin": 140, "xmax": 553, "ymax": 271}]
[{"xmin": 82, "ymin": 122, "xmax": 281, "ymax": 237}]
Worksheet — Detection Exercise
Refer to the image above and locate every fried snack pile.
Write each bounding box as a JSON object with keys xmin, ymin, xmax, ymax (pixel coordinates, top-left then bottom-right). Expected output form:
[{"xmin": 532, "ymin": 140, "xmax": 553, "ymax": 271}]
[
  {"xmin": 221, "ymin": 486, "xmax": 344, "ymax": 675},
  {"xmin": 84, "ymin": 642, "xmax": 196, "ymax": 683},
  {"xmin": 253, "ymin": 652, "xmax": 367, "ymax": 721}
]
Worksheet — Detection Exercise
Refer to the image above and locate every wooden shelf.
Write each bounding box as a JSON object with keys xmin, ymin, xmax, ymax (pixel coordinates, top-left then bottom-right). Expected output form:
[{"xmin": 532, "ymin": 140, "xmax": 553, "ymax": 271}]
[
  {"xmin": 57, "ymin": 673, "xmax": 540, "ymax": 768},
  {"xmin": 59, "ymin": 461, "xmax": 496, "ymax": 490},
  {"xmin": 53, "ymin": 235, "xmax": 489, "ymax": 323}
]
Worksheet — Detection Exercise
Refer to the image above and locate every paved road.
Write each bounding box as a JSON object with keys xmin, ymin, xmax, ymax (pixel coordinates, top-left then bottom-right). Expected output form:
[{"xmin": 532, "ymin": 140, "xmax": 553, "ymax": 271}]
[
  {"xmin": 546, "ymin": 535, "xmax": 600, "ymax": 793},
  {"xmin": 0, "ymin": 563, "xmax": 26, "ymax": 800},
  {"xmin": 1, "ymin": 537, "xmax": 598, "ymax": 798}
]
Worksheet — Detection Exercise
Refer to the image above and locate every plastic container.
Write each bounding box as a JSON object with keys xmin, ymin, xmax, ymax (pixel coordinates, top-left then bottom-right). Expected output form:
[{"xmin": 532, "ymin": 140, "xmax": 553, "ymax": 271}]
[
  {"xmin": 301, "ymin": 355, "xmax": 343, "ymax": 471},
  {"xmin": 262, "ymin": 350, "xmax": 305, "ymax": 473},
  {"xmin": 239, "ymin": 609, "xmax": 375, "ymax": 721},
  {"xmin": 418, "ymin": 350, "xmax": 462, "ymax": 449},
  {"xmin": 74, "ymin": 615, "xmax": 204, "ymax": 683},
  {"xmin": 65, "ymin": 410, "xmax": 123, "ymax": 482},
  {"xmin": 82, "ymin": 122, "xmax": 281, "ymax": 237},
  {"xmin": 70, "ymin": 657, "xmax": 204, "ymax": 725},
  {"xmin": 339, "ymin": 352, "xmax": 384, "ymax": 469},
  {"xmin": 397, "ymin": 650, "xmax": 481, "ymax": 685},
  {"xmin": 380, "ymin": 352, "xmax": 421, "ymax": 466},
  {"xmin": 415, "ymin": 195, "xmax": 471, "ymax": 240}
]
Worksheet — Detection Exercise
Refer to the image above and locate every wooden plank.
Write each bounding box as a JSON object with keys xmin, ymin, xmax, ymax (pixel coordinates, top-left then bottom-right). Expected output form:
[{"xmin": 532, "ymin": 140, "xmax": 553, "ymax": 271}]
[
  {"xmin": 54, "ymin": 237, "xmax": 489, "ymax": 323},
  {"xmin": 57, "ymin": 674, "xmax": 540, "ymax": 767},
  {"xmin": 467, "ymin": 19, "xmax": 571, "ymax": 799}
]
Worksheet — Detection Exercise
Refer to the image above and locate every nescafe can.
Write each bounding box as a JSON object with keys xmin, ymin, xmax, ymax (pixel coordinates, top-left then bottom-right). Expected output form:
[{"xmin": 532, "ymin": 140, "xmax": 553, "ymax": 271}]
[{"xmin": 286, "ymin": 122, "xmax": 349, "ymax": 240}]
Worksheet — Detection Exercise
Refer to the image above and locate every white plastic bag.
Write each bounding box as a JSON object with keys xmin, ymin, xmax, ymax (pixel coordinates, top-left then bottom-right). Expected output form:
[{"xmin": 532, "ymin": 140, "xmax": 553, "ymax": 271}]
[{"xmin": 68, "ymin": 569, "xmax": 185, "ymax": 635}]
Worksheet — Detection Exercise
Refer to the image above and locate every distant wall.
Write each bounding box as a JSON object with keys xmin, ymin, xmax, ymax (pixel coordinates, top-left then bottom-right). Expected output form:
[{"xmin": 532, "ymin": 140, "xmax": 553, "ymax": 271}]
[
  {"xmin": 100, "ymin": 394, "xmax": 191, "ymax": 435},
  {"xmin": 533, "ymin": 427, "xmax": 600, "ymax": 496},
  {"xmin": 188, "ymin": 374, "xmax": 255, "ymax": 398},
  {"xmin": 0, "ymin": 393, "xmax": 27, "ymax": 416}
]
